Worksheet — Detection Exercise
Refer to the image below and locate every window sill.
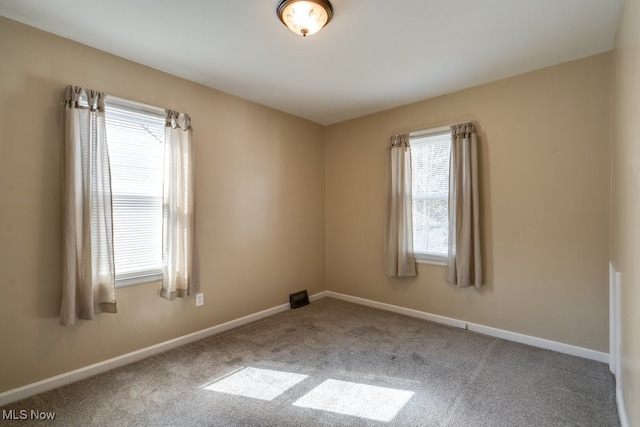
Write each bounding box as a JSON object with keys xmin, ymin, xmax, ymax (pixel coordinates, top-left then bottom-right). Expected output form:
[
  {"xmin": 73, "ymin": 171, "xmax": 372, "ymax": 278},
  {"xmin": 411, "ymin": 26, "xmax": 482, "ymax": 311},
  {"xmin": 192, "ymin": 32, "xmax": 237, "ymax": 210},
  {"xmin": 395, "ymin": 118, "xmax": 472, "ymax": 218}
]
[
  {"xmin": 415, "ymin": 255, "xmax": 447, "ymax": 266},
  {"xmin": 115, "ymin": 272, "xmax": 162, "ymax": 288}
]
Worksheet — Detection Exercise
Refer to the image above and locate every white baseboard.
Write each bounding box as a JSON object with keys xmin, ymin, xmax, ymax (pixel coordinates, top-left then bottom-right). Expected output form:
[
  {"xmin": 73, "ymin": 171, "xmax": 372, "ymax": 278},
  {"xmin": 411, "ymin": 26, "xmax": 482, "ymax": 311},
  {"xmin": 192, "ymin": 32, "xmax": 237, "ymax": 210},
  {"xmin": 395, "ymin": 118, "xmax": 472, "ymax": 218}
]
[
  {"xmin": 309, "ymin": 290, "xmax": 327, "ymax": 302},
  {"xmin": 617, "ymin": 382, "xmax": 630, "ymax": 427},
  {"xmin": 609, "ymin": 263, "xmax": 628, "ymax": 427},
  {"xmin": 609, "ymin": 263, "xmax": 617, "ymax": 374},
  {"xmin": 324, "ymin": 291, "xmax": 468, "ymax": 329},
  {"xmin": 0, "ymin": 292, "xmax": 325, "ymax": 407},
  {"xmin": 325, "ymin": 291, "xmax": 609, "ymax": 363},
  {"xmin": 0, "ymin": 289, "xmax": 610, "ymax": 407},
  {"xmin": 465, "ymin": 322, "xmax": 608, "ymax": 363}
]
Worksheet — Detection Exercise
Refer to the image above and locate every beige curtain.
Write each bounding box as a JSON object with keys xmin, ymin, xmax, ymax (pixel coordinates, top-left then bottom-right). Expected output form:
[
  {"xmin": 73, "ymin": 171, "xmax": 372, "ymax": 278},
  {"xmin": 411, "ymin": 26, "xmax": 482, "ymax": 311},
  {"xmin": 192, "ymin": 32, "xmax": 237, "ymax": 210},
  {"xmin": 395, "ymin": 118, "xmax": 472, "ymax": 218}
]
[
  {"xmin": 60, "ymin": 86, "xmax": 117, "ymax": 326},
  {"xmin": 160, "ymin": 110, "xmax": 196, "ymax": 299},
  {"xmin": 446, "ymin": 122, "xmax": 482, "ymax": 287},
  {"xmin": 385, "ymin": 134, "xmax": 416, "ymax": 277}
]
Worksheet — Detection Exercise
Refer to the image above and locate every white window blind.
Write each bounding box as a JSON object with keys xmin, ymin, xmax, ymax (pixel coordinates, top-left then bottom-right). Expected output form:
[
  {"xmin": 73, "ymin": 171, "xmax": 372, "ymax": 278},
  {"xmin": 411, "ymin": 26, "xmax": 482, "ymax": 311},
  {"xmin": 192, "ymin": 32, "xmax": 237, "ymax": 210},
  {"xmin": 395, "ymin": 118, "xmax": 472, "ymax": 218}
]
[
  {"xmin": 105, "ymin": 98, "xmax": 165, "ymax": 286},
  {"xmin": 410, "ymin": 130, "xmax": 450, "ymax": 260}
]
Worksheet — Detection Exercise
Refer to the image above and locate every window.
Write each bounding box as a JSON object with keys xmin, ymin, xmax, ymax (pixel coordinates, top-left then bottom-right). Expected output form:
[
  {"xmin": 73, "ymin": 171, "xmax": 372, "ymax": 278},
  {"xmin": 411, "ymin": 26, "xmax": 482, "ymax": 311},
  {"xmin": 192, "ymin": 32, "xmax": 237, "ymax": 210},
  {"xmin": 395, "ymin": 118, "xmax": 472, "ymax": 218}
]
[
  {"xmin": 105, "ymin": 98, "xmax": 165, "ymax": 286},
  {"xmin": 410, "ymin": 127, "xmax": 450, "ymax": 263}
]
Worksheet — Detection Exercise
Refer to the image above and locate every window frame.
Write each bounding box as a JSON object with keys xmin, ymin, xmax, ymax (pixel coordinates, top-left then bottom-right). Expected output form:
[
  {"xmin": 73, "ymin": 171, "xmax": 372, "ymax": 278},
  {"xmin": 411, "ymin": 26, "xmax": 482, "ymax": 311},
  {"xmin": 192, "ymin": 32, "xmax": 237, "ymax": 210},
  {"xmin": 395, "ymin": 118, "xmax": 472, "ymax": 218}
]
[
  {"xmin": 104, "ymin": 95, "xmax": 166, "ymax": 288},
  {"xmin": 409, "ymin": 125, "xmax": 451, "ymax": 266}
]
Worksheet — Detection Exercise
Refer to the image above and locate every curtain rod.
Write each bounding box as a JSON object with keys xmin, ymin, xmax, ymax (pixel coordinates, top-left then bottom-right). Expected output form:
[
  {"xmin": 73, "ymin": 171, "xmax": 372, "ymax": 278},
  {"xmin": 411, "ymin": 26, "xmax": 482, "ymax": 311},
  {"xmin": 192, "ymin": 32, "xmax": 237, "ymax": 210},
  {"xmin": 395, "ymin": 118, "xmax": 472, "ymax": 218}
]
[
  {"xmin": 107, "ymin": 94, "xmax": 165, "ymax": 116},
  {"xmin": 408, "ymin": 121, "xmax": 472, "ymax": 137},
  {"xmin": 70, "ymin": 86, "xmax": 166, "ymax": 116}
]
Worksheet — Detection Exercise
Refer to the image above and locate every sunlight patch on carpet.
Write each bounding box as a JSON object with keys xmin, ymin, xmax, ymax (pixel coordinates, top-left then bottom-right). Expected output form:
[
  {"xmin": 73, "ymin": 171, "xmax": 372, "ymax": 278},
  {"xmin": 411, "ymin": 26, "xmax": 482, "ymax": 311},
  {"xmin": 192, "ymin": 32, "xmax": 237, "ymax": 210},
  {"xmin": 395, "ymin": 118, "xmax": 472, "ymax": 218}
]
[
  {"xmin": 202, "ymin": 367, "xmax": 308, "ymax": 401},
  {"xmin": 293, "ymin": 379, "xmax": 414, "ymax": 422}
]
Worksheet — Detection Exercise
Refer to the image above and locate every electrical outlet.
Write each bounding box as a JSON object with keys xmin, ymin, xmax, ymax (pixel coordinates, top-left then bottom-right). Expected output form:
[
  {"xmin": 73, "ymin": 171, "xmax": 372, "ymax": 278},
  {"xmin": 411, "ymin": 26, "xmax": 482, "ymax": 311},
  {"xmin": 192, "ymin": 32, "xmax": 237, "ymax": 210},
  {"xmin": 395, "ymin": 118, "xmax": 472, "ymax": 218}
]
[{"xmin": 196, "ymin": 293, "xmax": 204, "ymax": 307}]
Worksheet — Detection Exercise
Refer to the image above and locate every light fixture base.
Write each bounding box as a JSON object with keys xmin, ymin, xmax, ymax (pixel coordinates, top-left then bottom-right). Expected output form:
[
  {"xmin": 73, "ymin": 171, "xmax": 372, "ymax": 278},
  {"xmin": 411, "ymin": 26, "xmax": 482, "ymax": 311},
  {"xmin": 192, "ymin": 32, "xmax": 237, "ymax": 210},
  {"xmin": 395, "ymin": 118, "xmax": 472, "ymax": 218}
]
[{"xmin": 276, "ymin": 0, "xmax": 334, "ymax": 37}]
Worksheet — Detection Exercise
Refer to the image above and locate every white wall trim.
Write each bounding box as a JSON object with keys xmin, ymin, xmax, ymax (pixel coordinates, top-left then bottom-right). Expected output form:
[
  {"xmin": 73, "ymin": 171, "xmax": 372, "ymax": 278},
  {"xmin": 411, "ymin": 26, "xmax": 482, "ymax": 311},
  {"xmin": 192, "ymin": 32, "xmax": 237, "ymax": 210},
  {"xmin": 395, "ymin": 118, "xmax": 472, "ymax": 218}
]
[
  {"xmin": 617, "ymin": 382, "xmax": 630, "ymax": 427},
  {"xmin": 309, "ymin": 290, "xmax": 328, "ymax": 302},
  {"xmin": 0, "ymin": 291, "xmax": 327, "ymax": 407},
  {"xmin": 325, "ymin": 291, "xmax": 609, "ymax": 363},
  {"xmin": 609, "ymin": 264, "xmax": 629, "ymax": 427},
  {"xmin": 609, "ymin": 263, "xmax": 618, "ymax": 374},
  {"xmin": 465, "ymin": 322, "xmax": 608, "ymax": 363},
  {"xmin": 0, "ymin": 289, "xmax": 611, "ymax": 407},
  {"xmin": 324, "ymin": 291, "xmax": 468, "ymax": 329},
  {"xmin": 615, "ymin": 269, "xmax": 622, "ymax": 381}
]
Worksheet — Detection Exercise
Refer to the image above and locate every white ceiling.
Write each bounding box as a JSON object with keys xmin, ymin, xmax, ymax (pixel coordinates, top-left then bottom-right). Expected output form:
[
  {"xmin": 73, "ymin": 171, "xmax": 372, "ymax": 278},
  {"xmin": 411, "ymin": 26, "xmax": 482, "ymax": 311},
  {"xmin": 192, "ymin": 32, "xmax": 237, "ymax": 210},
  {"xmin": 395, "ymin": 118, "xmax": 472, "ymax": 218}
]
[{"xmin": 0, "ymin": 0, "xmax": 622, "ymax": 125}]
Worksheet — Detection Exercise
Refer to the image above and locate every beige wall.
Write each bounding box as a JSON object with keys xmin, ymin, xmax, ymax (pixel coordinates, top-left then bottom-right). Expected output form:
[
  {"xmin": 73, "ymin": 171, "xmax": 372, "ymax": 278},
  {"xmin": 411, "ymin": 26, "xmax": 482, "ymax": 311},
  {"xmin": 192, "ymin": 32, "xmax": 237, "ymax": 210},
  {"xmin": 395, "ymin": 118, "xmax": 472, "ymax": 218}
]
[
  {"xmin": 0, "ymin": 17, "xmax": 326, "ymax": 393},
  {"xmin": 0, "ymin": 14, "xmax": 616, "ymax": 397},
  {"xmin": 325, "ymin": 53, "xmax": 611, "ymax": 352},
  {"xmin": 612, "ymin": 0, "xmax": 640, "ymax": 424}
]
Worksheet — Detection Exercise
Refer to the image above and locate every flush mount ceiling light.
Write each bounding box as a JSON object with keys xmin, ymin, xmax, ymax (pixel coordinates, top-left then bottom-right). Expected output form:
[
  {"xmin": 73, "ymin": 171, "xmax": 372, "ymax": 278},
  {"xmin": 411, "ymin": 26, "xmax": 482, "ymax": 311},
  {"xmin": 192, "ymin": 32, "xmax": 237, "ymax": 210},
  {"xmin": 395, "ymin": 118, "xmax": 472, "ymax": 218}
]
[{"xmin": 276, "ymin": 0, "xmax": 333, "ymax": 37}]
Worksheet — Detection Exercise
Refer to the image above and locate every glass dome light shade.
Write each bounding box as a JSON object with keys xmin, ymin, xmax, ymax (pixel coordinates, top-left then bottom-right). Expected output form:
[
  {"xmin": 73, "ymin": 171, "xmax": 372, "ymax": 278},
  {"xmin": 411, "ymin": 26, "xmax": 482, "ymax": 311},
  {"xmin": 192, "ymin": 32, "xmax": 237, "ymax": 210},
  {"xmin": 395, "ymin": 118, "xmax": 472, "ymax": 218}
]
[{"xmin": 277, "ymin": 0, "xmax": 333, "ymax": 37}]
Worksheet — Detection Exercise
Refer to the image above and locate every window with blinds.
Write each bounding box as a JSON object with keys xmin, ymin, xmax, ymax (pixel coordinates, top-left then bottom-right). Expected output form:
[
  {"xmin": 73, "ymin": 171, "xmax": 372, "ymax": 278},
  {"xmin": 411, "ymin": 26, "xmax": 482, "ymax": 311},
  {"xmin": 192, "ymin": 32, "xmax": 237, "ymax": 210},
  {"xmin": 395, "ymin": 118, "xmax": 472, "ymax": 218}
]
[
  {"xmin": 105, "ymin": 98, "xmax": 165, "ymax": 286},
  {"xmin": 410, "ymin": 129, "xmax": 450, "ymax": 261}
]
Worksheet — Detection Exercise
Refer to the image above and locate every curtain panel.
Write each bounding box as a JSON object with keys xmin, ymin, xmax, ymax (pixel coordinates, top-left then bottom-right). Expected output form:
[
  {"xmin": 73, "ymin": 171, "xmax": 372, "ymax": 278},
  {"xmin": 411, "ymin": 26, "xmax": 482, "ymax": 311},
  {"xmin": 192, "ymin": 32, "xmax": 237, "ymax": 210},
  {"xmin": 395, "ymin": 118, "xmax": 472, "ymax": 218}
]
[
  {"xmin": 385, "ymin": 134, "xmax": 417, "ymax": 277},
  {"xmin": 446, "ymin": 122, "xmax": 482, "ymax": 287},
  {"xmin": 60, "ymin": 86, "xmax": 117, "ymax": 326},
  {"xmin": 160, "ymin": 110, "xmax": 196, "ymax": 299}
]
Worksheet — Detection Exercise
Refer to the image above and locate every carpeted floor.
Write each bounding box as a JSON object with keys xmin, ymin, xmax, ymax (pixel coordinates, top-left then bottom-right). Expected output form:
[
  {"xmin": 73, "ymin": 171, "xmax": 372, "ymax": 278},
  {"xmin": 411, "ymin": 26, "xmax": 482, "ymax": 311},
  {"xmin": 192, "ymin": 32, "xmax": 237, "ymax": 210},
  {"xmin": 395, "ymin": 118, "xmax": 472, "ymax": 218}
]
[{"xmin": 1, "ymin": 298, "xmax": 619, "ymax": 426}]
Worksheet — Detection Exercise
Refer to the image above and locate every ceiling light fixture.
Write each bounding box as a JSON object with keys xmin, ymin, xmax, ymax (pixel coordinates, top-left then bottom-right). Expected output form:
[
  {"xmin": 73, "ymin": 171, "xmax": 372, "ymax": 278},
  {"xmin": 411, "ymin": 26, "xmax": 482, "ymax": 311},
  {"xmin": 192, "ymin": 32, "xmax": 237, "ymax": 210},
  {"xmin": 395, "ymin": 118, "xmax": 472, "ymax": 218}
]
[{"xmin": 276, "ymin": 0, "xmax": 333, "ymax": 37}]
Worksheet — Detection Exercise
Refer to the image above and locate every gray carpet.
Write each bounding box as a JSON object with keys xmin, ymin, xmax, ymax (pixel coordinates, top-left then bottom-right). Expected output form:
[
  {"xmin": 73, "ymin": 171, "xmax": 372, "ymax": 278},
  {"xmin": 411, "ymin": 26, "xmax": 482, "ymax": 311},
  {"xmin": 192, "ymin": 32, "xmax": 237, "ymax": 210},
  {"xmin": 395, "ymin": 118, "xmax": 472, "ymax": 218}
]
[{"xmin": 1, "ymin": 298, "xmax": 619, "ymax": 426}]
